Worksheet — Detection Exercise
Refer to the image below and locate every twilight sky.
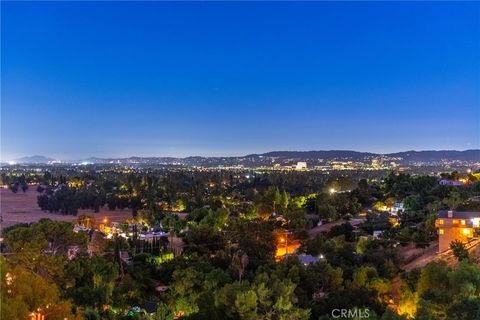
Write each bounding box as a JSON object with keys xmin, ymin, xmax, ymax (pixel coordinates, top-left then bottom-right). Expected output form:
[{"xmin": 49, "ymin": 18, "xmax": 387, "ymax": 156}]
[{"xmin": 1, "ymin": 2, "xmax": 479, "ymax": 160}]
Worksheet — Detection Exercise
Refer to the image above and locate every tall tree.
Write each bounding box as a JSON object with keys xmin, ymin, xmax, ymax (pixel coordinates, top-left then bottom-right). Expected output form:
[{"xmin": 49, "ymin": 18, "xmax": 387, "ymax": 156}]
[{"xmin": 231, "ymin": 250, "xmax": 249, "ymax": 282}]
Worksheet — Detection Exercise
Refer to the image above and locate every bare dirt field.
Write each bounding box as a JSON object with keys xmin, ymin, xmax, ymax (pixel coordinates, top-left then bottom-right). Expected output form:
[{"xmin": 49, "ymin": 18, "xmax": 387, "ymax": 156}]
[
  {"xmin": 400, "ymin": 242, "xmax": 439, "ymax": 271},
  {"xmin": 308, "ymin": 218, "xmax": 365, "ymax": 238},
  {"xmin": 1, "ymin": 186, "xmax": 133, "ymax": 229}
]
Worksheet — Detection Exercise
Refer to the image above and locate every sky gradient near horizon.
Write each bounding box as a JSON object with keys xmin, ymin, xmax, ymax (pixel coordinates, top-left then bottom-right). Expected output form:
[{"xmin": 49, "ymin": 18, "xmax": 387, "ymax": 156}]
[{"xmin": 2, "ymin": 2, "xmax": 479, "ymax": 160}]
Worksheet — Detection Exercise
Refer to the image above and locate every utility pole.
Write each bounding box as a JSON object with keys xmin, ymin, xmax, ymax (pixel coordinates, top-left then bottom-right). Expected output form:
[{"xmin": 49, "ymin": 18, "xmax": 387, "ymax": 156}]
[
  {"xmin": 118, "ymin": 250, "xmax": 125, "ymax": 278},
  {"xmin": 168, "ymin": 218, "xmax": 174, "ymax": 254},
  {"xmin": 133, "ymin": 223, "xmax": 138, "ymax": 255},
  {"xmin": 0, "ymin": 209, "xmax": 3, "ymax": 246}
]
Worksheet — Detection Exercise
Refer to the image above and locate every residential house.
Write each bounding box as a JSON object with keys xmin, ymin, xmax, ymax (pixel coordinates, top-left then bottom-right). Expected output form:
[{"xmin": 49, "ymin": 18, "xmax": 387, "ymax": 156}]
[{"xmin": 435, "ymin": 210, "xmax": 480, "ymax": 252}]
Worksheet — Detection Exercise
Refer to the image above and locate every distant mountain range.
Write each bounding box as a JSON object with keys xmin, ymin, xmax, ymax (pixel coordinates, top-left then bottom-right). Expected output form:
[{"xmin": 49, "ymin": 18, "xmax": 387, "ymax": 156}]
[
  {"xmin": 7, "ymin": 150, "xmax": 480, "ymax": 166},
  {"xmin": 13, "ymin": 155, "xmax": 56, "ymax": 164}
]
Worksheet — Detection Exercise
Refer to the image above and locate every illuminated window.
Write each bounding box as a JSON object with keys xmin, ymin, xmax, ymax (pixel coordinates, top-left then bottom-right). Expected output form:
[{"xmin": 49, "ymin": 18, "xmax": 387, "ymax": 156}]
[
  {"xmin": 438, "ymin": 219, "xmax": 444, "ymax": 225},
  {"xmin": 463, "ymin": 228, "xmax": 471, "ymax": 236},
  {"xmin": 472, "ymin": 218, "xmax": 480, "ymax": 227},
  {"xmin": 453, "ymin": 219, "xmax": 459, "ymax": 225},
  {"xmin": 439, "ymin": 229, "xmax": 444, "ymax": 235},
  {"xmin": 461, "ymin": 220, "xmax": 466, "ymax": 225}
]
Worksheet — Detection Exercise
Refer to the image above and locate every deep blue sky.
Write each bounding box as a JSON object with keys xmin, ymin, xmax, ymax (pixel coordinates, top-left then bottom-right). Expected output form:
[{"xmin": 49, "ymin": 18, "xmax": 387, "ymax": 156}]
[{"xmin": 2, "ymin": 2, "xmax": 479, "ymax": 160}]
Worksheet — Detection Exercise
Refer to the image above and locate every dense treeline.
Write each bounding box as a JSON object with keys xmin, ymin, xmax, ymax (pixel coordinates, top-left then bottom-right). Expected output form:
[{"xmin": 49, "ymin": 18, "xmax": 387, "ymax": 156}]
[{"xmin": 1, "ymin": 168, "xmax": 480, "ymax": 319}]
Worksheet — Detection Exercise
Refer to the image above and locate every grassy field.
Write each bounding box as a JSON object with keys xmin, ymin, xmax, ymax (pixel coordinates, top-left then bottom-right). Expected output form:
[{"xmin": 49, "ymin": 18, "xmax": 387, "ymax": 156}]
[{"xmin": 1, "ymin": 185, "xmax": 133, "ymax": 229}]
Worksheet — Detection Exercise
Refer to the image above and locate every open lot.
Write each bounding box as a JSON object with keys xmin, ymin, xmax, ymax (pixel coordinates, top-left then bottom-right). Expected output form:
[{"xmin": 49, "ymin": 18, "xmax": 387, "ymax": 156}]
[
  {"xmin": 308, "ymin": 218, "xmax": 365, "ymax": 237},
  {"xmin": 1, "ymin": 186, "xmax": 133, "ymax": 229}
]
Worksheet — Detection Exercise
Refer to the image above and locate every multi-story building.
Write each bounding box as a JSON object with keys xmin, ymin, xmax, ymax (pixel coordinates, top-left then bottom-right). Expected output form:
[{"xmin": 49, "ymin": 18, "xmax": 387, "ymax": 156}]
[
  {"xmin": 294, "ymin": 162, "xmax": 307, "ymax": 170},
  {"xmin": 435, "ymin": 210, "xmax": 480, "ymax": 252}
]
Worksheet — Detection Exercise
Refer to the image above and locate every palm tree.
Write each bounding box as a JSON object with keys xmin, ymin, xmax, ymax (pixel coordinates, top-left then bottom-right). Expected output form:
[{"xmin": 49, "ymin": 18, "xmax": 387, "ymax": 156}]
[{"xmin": 231, "ymin": 250, "xmax": 249, "ymax": 282}]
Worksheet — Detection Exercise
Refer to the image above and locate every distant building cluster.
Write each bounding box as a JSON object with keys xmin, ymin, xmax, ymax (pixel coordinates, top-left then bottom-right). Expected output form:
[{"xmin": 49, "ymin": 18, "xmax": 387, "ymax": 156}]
[{"xmin": 266, "ymin": 157, "xmax": 401, "ymax": 172}]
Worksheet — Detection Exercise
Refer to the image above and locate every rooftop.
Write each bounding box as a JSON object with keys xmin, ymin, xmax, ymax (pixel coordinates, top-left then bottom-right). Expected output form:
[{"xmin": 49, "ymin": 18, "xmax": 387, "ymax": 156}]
[
  {"xmin": 437, "ymin": 211, "xmax": 480, "ymax": 219},
  {"xmin": 294, "ymin": 253, "xmax": 321, "ymax": 265}
]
